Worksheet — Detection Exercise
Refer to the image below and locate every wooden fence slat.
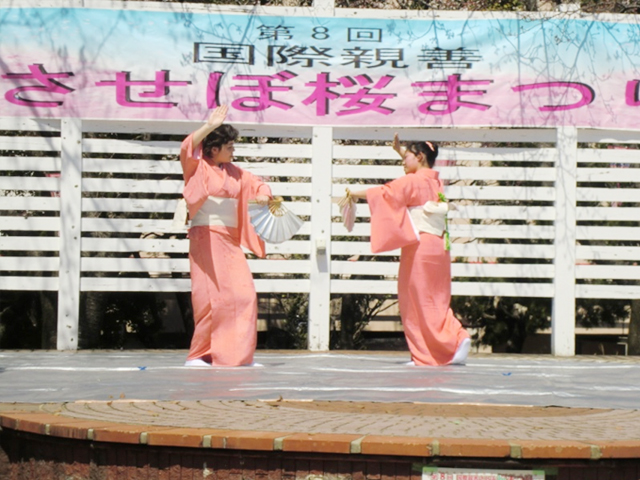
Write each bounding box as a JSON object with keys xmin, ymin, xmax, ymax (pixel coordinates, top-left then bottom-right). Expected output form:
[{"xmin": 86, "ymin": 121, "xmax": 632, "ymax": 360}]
[
  {"xmin": 82, "ymin": 158, "xmax": 182, "ymax": 174},
  {"xmin": 0, "ymin": 136, "xmax": 60, "ymax": 151},
  {"xmin": 449, "ymin": 206, "xmax": 557, "ymax": 221},
  {"xmin": 0, "ymin": 257, "xmax": 59, "ymax": 271},
  {"xmin": 81, "ymin": 197, "xmax": 180, "ymax": 213},
  {"xmin": 0, "ymin": 176, "xmax": 59, "ymax": 191},
  {"xmin": 331, "ymin": 261, "xmax": 555, "ymax": 278},
  {"xmin": 80, "ymin": 277, "xmax": 310, "ymax": 293},
  {"xmin": 577, "ymin": 246, "xmax": 640, "ymax": 261},
  {"xmin": 0, "ymin": 236, "xmax": 61, "ymax": 250},
  {"xmin": 334, "ymin": 165, "xmax": 557, "ymax": 181},
  {"xmin": 0, "ymin": 277, "xmax": 59, "ymax": 291},
  {"xmin": 576, "ymin": 265, "xmax": 640, "ymax": 280},
  {"xmin": 80, "ymin": 178, "xmax": 312, "ymax": 196},
  {"xmin": 331, "ymin": 223, "xmax": 556, "ymax": 239},
  {"xmin": 576, "ymin": 284, "xmax": 640, "ymax": 299},
  {"xmin": 81, "ymin": 237, "xmax": 189, "ymax": 253},
  {"xmin": 578, "ymin": 168, "xmax": 640, "ymax": 182},
  {"xmin": 81, "ymin": 257, "xmax": 189, "ymax": 272},
  {"xmin": 442, "ymin": 186, "xmax": 557, "ymax": 201},
  {"xmin": 82, "ymin": 138, "xmax": 180, "ymax": 154},
  {"xmin": 577, "ymin": 188, "xmax": 640, "ymax": 202},
  {"xmin": 79, "ymin": 237, "xmax": 311, "ymax": 255},
  {"xmin": 81, "ymin": 277, "xmax": 192, "ymax": 292},
  {"xmin": 452, "ymin": 263, "xmax": 554, "ymax": 278},
  {"xmin": 1, "ymin": 216, "xmax": 60, "ymax": 231},
  {"xmin": 0, "ymin": 196, "xmax": 60, "ymax": 211},
  {"xmin": 81, "ymin": 178, "xmax": 183, "ymax": 194},
  {"xmin": 576, "ymin": 226, "xmax": 640, "ymax": 241},
  {"xmin": 330, "ymin": 280, "xmax": 555, "ymax": 297},
  {"xmin": 577, "ymin": 207, "xmax": 640, "ymax": 221},
  {"xmin": 450, "ymin": 282, "xmax": 555, "ymax": 297},
  {"xmin": 330, "ymin": 241, "xmax": 555, "ymax": 258},
  {"xmin": 0, "ymin": 156, "xmax": 61, "ymax": 171},
  {"xmin": 330, "ymin": 279, "xmax": 397, "ymax": 294},
  {"xmin": 80, "ymin": 257, "xmax": 310, "ymax": 274}
]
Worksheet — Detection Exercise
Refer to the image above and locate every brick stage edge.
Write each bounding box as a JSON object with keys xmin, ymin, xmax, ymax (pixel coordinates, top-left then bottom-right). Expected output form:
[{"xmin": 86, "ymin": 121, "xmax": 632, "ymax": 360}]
[{"xmin": 2, "ymin": 401, "xmax": 640, "ymax": 480}]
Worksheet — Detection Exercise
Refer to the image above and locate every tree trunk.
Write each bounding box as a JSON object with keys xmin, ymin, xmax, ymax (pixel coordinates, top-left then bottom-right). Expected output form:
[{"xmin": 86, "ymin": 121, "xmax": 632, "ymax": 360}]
[
  {"xmin": 79, "ymin": 292, "xmax": 108, "ymax": 349},
  {"xmin": 39, "ymin": 291, "xmax": 57, "ymax": 349},
  {"xmin": 628, "ymin": 299, "xmax": 640, "ymax": 355},
  {"xmin": 340, "ymin": 294, "xmax": 359, "ymax": 349}
]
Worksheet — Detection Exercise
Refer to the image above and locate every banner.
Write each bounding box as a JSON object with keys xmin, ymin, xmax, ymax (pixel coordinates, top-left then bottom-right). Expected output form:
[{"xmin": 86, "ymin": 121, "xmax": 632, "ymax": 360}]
[{"xmin": 2, "ymin": 5, "xmax": 640, "ymax": 128}]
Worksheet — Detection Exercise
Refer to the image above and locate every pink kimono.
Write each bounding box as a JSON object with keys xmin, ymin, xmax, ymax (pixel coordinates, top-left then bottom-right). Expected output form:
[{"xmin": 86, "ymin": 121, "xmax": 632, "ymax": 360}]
[
  {"xmin": 181, "ymin": 134, "xmax": 271, "ymax": 366},
  {"xmin": 366, "ymin": 169, "xmax": 470, "ymax": 366}
]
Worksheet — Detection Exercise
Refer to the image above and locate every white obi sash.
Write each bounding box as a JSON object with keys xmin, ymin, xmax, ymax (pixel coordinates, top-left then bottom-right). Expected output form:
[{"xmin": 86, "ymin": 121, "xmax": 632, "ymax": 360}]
[
  {"xmin": 190, "ymin": 196, "xmax": 238, "ymax": 228},
  {"xmin": 408, "ymin": 201, "xmax": 449, "ymax": 237}
]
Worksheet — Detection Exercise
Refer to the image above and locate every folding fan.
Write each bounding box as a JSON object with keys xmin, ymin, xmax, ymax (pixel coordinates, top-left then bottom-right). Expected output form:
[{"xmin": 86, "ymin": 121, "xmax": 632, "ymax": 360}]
[
  {"xmin": 337, "ymin": 188, "xmax": 356, "ymax": 232},
  {"xmin": 248, "ymin": 197, "xmax": 303, "ymax": 244}
]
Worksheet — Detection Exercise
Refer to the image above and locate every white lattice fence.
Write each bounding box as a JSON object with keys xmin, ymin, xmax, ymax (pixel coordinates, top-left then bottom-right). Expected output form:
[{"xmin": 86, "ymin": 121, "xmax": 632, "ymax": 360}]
[
  {"xmin": 2, "ymin": 119, "xmax": 640, "ymax": 353},
  {"xmin": 0, "ymin": 118, "xmax": 61, "ymax": 292},
  {"xmin": 575, "ymin": 130, "xmax": 640, "ymax": 300}
]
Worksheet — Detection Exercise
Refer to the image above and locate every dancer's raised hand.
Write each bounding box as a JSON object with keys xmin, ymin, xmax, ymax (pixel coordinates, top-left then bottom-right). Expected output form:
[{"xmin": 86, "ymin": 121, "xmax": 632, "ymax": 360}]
[
  {"xmin": 206, "ymin": 105, "xmax": 229, "ymax": 129},
  {"xmin": 392, "ymin": 132, "xmax": 406, "ymax": 159},
  {"xmin": 192, "ymin": 106, "xmax": 229, "ymax": 150}
]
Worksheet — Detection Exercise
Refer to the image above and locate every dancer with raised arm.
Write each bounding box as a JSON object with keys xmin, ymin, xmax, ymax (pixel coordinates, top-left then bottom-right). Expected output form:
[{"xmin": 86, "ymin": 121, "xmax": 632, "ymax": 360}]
[
  {"xmin": 180, "ymin": 106, "xmax": 271, "ymax": 367},
  {"xmin": 349, "ymin": 134, "xmax": 471, "ymax": 366}
]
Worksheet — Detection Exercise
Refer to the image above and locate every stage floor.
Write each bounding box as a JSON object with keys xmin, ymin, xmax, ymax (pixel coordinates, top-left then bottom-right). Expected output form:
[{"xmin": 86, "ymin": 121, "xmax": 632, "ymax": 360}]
[{"xmin": 2, "ymin": 350, "xmax": 640, "ymax": 409}]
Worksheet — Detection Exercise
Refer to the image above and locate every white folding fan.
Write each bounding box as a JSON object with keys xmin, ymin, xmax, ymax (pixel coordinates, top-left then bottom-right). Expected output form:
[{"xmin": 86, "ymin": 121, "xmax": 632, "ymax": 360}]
[{"xmin": 248, "ymin": 197, "xmax": 303, "ymax": 244}]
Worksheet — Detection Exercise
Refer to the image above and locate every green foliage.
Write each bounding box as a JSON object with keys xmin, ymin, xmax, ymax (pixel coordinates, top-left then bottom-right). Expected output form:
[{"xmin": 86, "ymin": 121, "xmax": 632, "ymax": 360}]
[
  {"xmin": 576, "ymin": 298, "xmax": 628, "ymax": 329},
  {"xmin": 264, "ymin": 293, "xmax": 309, "ymax": 349},
  {"xmin": 331, "ymin": 294, "xmax": 397, "ymax": 350},
  {"xmin": 0, "ymin": 292, "xmax": 56, "ymax": 349},
  {"xmin": 453, "ymin": 296, "xmax": 551, "ymax": 353},
  {"xmin": 79, "ymin": 292, "xmax": 182, "ymax": 349}
]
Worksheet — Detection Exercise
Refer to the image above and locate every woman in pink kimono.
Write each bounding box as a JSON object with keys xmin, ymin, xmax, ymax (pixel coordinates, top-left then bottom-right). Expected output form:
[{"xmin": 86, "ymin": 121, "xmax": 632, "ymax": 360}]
[
  {"xmin": 180, "ymin": 106, "xmax": 271, "ymax": 367},
  {"xmin": 350, "ymin": 135, "xmax": 470, "ymax": 366}
]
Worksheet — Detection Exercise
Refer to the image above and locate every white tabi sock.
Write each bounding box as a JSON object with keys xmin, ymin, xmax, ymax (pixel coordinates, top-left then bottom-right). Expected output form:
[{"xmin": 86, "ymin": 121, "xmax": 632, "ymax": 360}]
[
  {"xmin": 450, "ymin": 338, "xmax": 471, "ymax": 365},
  {"xmin": 184, "ymin": 358, "xmax": 211, "ymax": 367}
]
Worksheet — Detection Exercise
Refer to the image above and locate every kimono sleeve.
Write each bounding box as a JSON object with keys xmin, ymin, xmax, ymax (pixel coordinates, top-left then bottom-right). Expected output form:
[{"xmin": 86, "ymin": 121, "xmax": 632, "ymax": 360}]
[
  {"xmin": 366, "ymin": 176, "xmax": 420, "ymax": 253},
  {"xmin": 237, "ymin": 169, "xmax": 273, "ymax": 259},
  {"xmin": 180, "ymin": 134, "xmax": 210, "ymax": 219},
  {"xmin": 244, "ymin": 170, "xmax": 273, "ymax": 199}
]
